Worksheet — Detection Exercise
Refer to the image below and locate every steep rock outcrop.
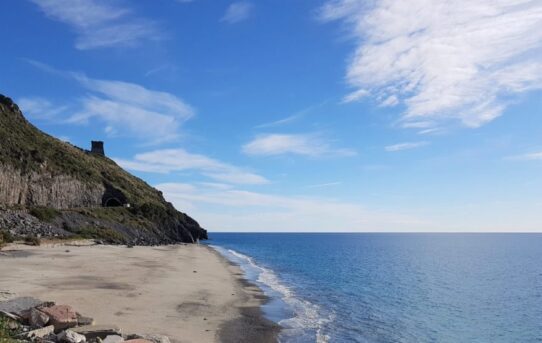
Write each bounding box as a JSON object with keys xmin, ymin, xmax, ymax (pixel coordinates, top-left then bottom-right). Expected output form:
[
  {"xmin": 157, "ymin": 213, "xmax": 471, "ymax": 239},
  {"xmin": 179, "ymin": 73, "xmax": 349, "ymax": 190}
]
[
  {"xmin": 0, "ymin": 94, "xmax": 207, "ymax": 244},
  {"xmin": 0, "ymin": 165, "xmax": 105, "ymax": 208}
]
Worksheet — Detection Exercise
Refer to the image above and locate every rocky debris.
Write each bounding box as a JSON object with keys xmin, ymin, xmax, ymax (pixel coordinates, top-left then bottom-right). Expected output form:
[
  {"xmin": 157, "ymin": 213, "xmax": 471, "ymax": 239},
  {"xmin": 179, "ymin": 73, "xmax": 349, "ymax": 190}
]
[
  {"xmin": 71, "ymin": 325, "xmax": 122, "ymax": 339},
  {"xmin": 0, "ymin": 208, "xmax": 70, "ymax": 239},
  {"xmin": 58, "ymin": 330, "xmax": 87, "ymax": 343},
  {"xmin": 102, "ymin": 335, "xmax": 124, "ymax": 343},
  {"xmin": 141, "ymin": 334, "xmax": 170, "ymax": 343},
  {"xmin": 0, "ymin": 297, "xmax": 171, "ymax": 343},
  {"xmin": 23, "ymin": 325, "xmax": 55, "ymax": 339},
  {"xmin": 76, "ymin": 313, "xmax": 95, "ymax": 326},
  {"xmin": 29, "ymin": 307, "xmax": 50, "ymax": 327},
  {"xmin": 40, "ymin": 305, "xmax": 78, "ymax": 331}
]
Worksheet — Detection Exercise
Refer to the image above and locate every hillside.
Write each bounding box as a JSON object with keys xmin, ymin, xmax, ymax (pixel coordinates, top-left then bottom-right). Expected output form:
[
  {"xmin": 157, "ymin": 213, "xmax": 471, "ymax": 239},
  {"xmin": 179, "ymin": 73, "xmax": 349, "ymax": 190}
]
[{"xmin": 0, "ymin": 94, "xmax": 207, "ymax": 245}]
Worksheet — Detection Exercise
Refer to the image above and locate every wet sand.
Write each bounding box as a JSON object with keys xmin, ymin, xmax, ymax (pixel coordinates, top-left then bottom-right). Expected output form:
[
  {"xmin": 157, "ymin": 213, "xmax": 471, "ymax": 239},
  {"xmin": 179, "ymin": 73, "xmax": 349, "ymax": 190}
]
[{"xmin": 0, "ymin": 242, "xmax": 279, "ymax": 343}]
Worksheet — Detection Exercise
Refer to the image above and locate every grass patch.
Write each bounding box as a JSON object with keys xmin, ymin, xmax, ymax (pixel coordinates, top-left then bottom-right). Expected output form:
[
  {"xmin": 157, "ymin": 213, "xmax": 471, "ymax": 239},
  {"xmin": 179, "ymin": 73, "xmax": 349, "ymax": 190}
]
[
  {"xmin": 66, "ymin": 226, "xmax": 125, "ymax": 243},
  {"xmin": 23, "ymin": 235, "xmax": 40, "ymax": 246},
  {"xmin": 29, "ymin": 207, "xmax": 60, "ymax": 222},
  {"xmin": 0, "ymin": 231, "xmax": 14, "ymax": 248},
  {"xmin": 0, "ymin": 316, "xmax": 18, "ymax": 343}
]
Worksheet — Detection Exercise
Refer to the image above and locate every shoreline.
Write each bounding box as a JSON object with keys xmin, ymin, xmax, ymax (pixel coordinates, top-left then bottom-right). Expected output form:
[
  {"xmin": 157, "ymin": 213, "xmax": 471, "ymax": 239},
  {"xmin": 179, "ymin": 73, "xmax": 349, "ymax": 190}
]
[{"xmin": 0, "ymin": 241, "xmax": 279, "ymax": 343}]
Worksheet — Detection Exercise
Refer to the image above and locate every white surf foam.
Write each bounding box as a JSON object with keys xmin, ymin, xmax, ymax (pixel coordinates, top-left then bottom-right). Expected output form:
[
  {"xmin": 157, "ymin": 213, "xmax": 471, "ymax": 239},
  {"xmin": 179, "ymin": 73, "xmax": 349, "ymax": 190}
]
[{"xmin": 210, "ymin": 245, "xmax": 334, "ymax": 343}]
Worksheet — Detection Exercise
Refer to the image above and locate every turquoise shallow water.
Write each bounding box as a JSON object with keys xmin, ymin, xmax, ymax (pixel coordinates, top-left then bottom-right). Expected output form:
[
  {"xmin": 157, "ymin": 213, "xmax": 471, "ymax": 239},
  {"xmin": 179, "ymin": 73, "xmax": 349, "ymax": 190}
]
[{"xmin": 208, "ymin": 233, "xmax": 542, "ymax": 343}]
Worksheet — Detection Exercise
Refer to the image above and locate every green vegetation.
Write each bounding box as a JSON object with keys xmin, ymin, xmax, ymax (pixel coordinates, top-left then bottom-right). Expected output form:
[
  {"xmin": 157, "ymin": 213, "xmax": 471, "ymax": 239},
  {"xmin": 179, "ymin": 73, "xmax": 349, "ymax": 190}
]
[
  {"xmin": 0, "ymin": 97, "xmax": 168, "ymax": 210},
  {"xmin": 29, "ymin": 207, "xmax": 60, "ymax": 222},
  {"xmin": 0, "ymin": 230, "xmax": 14, "ymax": 248},
  {"xmin": 23, "ymin": 235, "xmax": 41, "ymax": 246},
  {"xmin": 0, "ymin": 96, "xmax": 206, "ymax": 243},
  {"xmin": 64, "ymin": 226, "xmax": 125, "ymax": 243},
  {"xmin": 0, "ymin": 316, "xmax": 19, "ymax": 343},
  {"xmin": 83, "ymin": 207, "xmax": 151, "ymax": 230}
]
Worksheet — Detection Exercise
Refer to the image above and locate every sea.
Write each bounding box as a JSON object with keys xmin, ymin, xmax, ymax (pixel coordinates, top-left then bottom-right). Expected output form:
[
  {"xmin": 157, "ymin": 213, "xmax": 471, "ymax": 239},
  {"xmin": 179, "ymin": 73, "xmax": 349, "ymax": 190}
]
[{"xmin": 207, "ymin": 233, "xmax": 542, "ymax": 343}]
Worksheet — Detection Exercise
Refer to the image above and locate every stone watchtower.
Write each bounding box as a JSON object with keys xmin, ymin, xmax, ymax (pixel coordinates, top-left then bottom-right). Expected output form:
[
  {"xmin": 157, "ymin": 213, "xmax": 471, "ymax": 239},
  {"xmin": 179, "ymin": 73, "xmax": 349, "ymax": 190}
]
[{"xmin": 90, "ymin": 141, "xmax": 105, "ymax": 156}]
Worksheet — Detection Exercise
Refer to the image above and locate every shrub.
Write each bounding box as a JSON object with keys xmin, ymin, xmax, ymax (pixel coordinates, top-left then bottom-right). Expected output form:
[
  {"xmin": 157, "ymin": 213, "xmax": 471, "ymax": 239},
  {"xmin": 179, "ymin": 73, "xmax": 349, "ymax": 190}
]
[
  {"xmin": 67, "ymin": 226, "xmax": 125, "ymax": 243},
  {"xmin": 29, "ymin": 207, "xmax": 60, "ymax": 222},
  {"xmin": 0, "ymin": 231, "xmax": 14, "ymax": 246},
  {"xmin": 24, "ymin": 235, "xmax": 41, "ymax": 246},
  {"xmin": 0, "ymin": 315, "xmax": 18, "ymax": 343}
]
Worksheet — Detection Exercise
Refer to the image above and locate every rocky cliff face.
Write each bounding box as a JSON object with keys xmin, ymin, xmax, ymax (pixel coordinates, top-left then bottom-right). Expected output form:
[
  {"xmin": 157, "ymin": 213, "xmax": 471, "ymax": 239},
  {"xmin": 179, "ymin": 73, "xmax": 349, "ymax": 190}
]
[
  {"xmin": 0, "ymin": 165, "xmax": 105, "ymax": 209},
  {"xmin": 0, "ymin": 94, "xmax": 207, "ymax": 244}
]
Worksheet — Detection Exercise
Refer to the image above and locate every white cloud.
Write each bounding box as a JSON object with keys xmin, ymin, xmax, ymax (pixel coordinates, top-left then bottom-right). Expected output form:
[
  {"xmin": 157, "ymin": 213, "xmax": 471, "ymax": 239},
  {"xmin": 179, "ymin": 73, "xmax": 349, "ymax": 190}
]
[
  {"xmin": 26, "ymin": 61, "xmax": 194, "ymax": 144},
  {"xmin": 254, "ymin": 102, "xmax": 326, "ymax": 129},
  {"xmin": 70, "ymin": 75, "xmax": 194, "ymax": 143},
  {"xmin": 341, "ymin": 88, "xmax": 369, "ymax": 103},
  {"xmin": 156, "ymin": 182, "xmax": 432, "ymax": 232},
  {"xmin": 30, "ymin": 0, "xmax": 160, "ymax": 49},
  {"xmin": 307, "ymin": 182, "xmax": 342, "ymax": 188},
  {"xmin": 320, "ymin": 0, "xmax": 542, "ymax": 128},
  {"xmin": 221, "ymin": 1, "xmax": 254, "ymax": 23},
  {"xmin": 507, "ymin": 151, "xmax": 542, "ymax": 161},
  {"xmin": 115, "ymin": 148, "xmax": 268, "ymax": 185},
  {"xmin": 18, "ymin": 97, "xmax": 68, "ymax": 120},
  {"xmin": 242, "ymin": 133, "xmax": 356, "ymax": 157},
  {"xmin": 385, "ymin": 141, "xmax": 428, "ymax": 152}
]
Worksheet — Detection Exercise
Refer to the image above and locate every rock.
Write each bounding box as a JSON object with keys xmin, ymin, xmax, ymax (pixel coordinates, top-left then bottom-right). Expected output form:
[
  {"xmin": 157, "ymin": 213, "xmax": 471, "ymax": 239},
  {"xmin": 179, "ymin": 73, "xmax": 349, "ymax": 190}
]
[
  {"xmin": 0, "ymin": 310, "xmax": 22, "ymax": 321},
  {"xmin": 0, "ymin": 297, "xmax": 45, "ymax": 317},
  {"xmin": 124, "ymin": 340, "xmax": 152, "ymax": 343},
  {"xmin": 7, "ymin": 320, "xmax": 20, "ymax": 330},
  {"xmin": 24, "ymin": 325, "xmax": 55, "ymax": 339},
  {"xmin": 40, "ymin": 305, "xmax": 78, "ymax": 331},
  {"xmin": 125, "ymin": 334, "xmax": 144, "ymax": 340},
  {"xmin": 71, "ymin": 325, "xmax": 122, "ymax": 340},
  {"xmin": 76, "ymin": 313, "xmax": 95, "ymax": 326},
  {"xmin": 103, "ymin": 335, "xmax": 124, "ymax": 343},
  {"xmin": 29, "ymin": 307, "xmax": 50, "ymax": 327},
  {"xmin": 142, "ymin": 334, "xmax": 170, "ymax": 343},
  {"xmin": 58, "ymin": 330, "xmax": 87, "ymax": 343}
]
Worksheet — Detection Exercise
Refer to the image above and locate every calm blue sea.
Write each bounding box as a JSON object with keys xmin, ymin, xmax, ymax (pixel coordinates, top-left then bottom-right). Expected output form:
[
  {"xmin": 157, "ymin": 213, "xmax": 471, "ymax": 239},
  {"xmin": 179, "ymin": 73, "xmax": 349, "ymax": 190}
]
[{"xmin": 207, "ymin": 233, "xmax": 542, "ymax": 343}]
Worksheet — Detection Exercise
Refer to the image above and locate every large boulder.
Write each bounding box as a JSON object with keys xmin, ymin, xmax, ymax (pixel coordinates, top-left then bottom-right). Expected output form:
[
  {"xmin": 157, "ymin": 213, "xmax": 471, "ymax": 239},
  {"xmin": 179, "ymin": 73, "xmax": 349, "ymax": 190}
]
[
  {"xmin": 39, "ymin": 305, "xmax": 78, "ymax": 331},
  {"xmin": 0, "ymin": 297, "xmax": 45, "ymax": 317}
]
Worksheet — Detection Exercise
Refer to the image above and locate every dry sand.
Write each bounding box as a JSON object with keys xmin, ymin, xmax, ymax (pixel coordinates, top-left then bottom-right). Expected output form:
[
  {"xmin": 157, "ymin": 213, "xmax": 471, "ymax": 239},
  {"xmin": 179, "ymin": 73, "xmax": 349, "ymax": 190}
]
[{"xmin": 0, "ymin": 242, "xmax": 279, "ymax": 343}]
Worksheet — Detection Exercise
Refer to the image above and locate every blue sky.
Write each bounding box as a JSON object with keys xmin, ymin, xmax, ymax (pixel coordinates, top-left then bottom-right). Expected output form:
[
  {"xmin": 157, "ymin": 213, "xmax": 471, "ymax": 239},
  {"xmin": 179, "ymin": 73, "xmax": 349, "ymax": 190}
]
[{"xmin": 1, "ymin": 0, "xmax": 541, "ymax": 232}]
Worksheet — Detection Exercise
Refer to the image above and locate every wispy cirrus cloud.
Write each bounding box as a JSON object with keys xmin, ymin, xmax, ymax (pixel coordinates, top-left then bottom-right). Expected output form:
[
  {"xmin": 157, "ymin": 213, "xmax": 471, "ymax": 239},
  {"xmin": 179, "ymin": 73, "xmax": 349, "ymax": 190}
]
[
  {"xmin": 242, "ymin": 133, "xmax": 356, "ymax": 157},
  {"xmin": 30, "ymin": 0, "xmax": 161, "ymax": 49},
  {"xmin": 17, "ymin": 97, "xmax": 68, "ymax": 120},
  {"xmin": 116, "ymin": 148, "xmax": 268, "ymax": 185},
  {"xmin": 320, "ymin": 0, "xmax": 542, "ymax": 129},
  {"xmin": 385, "ymin": 141, "xmax": 429, "ymax": 152},
  {"xmin": 156, "ymin": 182, "xmax": 431, "ymax": 231},
  {"xmin": 25, "ymin": 61, "xmax": 194, "ymax": 144},
  {"xmin": 221, "ymin": 1, "xmax": 254, "ymax": 23},
  {"xmin": 254, "ymin": 102, "xmax": 327, "ymax": 129},
  {"xmin": 506, "ymin": 151, "xmax": 542, "ymax": 161}
]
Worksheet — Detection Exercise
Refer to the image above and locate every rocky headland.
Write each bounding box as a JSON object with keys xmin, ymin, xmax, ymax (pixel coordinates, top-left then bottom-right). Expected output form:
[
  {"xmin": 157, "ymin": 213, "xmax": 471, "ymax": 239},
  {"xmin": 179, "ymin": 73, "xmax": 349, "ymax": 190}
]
[{"xmin": 0, "ymin": 94, "xmax": 207, "ymax": 246}]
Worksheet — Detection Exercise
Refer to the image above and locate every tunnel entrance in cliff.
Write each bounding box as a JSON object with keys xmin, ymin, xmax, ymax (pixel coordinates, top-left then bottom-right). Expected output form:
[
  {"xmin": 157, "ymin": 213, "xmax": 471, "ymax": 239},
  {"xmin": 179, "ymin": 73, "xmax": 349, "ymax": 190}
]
[
  {"xmin": 102, "ymin": 183, "xmax": 128, "ymax": 208},
  {"xmin": 104, "ymin": 197, "xmax": 123, "ymax": 207}
]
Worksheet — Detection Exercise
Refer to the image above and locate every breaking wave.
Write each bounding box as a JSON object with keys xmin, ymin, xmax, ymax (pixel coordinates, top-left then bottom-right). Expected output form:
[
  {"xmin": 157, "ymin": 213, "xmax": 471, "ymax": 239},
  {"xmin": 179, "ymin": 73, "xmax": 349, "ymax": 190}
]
[{"xmin": 210, "ymin": 245, "xmax": 334, "ymax": 343}]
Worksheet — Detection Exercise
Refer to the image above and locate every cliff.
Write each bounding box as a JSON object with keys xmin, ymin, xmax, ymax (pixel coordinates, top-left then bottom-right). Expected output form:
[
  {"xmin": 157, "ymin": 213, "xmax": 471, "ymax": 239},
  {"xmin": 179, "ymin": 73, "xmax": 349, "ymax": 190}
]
[{"xmin": 0, "ymin": 94, "xmax": 207, "ymax": 244}]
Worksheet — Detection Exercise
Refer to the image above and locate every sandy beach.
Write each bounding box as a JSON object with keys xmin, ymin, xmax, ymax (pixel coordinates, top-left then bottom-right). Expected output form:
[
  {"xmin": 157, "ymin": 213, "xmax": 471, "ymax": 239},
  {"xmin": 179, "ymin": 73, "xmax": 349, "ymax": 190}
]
[{"xmin": 0, "ymin": 242, "xmax": 279, "ymax": 343}]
